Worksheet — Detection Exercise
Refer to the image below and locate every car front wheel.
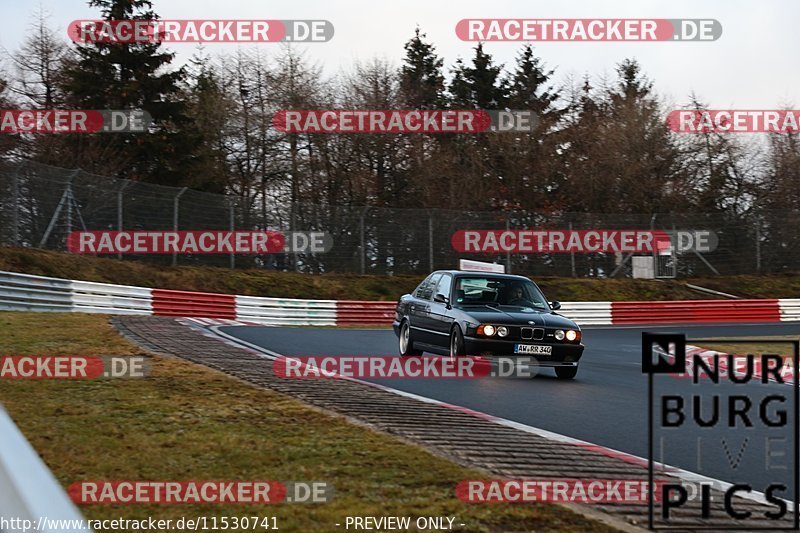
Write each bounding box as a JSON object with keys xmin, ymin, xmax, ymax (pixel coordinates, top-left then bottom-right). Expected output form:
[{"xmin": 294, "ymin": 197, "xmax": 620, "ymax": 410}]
[
  {"xmin": 399, "ymin": 320, "xmax": 423, "ymax": 357},
  {"xmin": 555, "ymin": 365, "xmax": 579, "ymax": 380},
  {"xmin": 449, "ymin": 326, "xmax": 465, "ymax": 359}
]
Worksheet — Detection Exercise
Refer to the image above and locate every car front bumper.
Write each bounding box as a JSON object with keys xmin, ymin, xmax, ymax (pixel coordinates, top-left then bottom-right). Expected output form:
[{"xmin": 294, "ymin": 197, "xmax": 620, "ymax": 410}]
[{"xmin": 463, "ymin": 336, "xmax": 584, "ymax": 366}]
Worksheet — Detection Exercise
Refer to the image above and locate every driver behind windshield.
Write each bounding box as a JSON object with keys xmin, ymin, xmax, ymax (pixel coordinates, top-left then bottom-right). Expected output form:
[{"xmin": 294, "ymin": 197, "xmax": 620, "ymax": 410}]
[{"xmin": 504, "ymin": 282, "xmax": 528, "ymax": 306}]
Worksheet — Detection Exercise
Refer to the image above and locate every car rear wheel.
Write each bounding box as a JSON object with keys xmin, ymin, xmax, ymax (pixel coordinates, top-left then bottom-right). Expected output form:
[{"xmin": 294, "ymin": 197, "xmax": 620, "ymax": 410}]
[
  {"xmin": 449, "ymin": 326, "xmax": 465, "ymax": 359},
  {"xmin": 399, "ymin": 320, "xmax": 423, "ymax": 357},
  {"xmin": 555, "ymin": 365, "xmax": 579, "ymax": 380}
]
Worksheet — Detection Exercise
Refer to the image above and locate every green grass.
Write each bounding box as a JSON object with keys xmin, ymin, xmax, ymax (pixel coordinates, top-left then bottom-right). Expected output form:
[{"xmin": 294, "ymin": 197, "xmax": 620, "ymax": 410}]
[
  {"xmin": 692, "ymin": 336, "xmax": 799, "ymax": 360},
  {"xmin": 0, "ymin": 312, "xmax": 616, "ymax": 532}
]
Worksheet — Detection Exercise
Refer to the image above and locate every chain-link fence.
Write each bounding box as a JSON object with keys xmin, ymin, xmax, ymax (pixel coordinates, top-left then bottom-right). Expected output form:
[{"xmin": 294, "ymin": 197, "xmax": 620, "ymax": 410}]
[{"xmin": 0, "ymin": 159, "xmax": 796, "ymax": 277}]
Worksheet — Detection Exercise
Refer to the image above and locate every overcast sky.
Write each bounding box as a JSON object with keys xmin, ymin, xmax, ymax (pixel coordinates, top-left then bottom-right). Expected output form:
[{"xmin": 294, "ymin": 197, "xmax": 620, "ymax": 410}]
[{"xmin": 1, "ymin": 0, "xmax": 797, "ymax": 109}]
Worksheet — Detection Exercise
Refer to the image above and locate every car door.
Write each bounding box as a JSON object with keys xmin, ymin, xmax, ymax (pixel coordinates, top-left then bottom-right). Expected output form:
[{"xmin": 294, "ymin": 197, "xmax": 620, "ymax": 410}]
[
  {"xmin": 428, "ymin": 273, "xmax": 454, "ymax": 347},
  {"xmin": 409, "ymin": 273, "xmax": 439, "ymax": 344}
]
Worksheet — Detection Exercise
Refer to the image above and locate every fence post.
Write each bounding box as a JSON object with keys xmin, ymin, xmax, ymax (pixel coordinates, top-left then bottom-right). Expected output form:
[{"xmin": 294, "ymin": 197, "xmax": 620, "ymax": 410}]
[
  {"xmin": 650, "ymin": 214, "xmax": 658, "ymax": 278},
  {"xmin": 11, "ymin": 170, "xmax": 20, "ymax": 246},
  {"xmin": 229, "ymin": 200, "xmax": 236, "ymax": 269},
  {"xmin": 755, "ymin": 221, "xmax": 761, "ymax": 273},
  {"xmin": 172, "ymin": 187, "xmax": 187, "ymax": 267},
  {"xmin": 569, "ymin": 221, "xmax": 576, "ymax": 277},
  {"xmin": 39, "ymin": 170, "xmax": 79, "ymax": 249},
  {"xmin": 290, "ymin": 205, "xmax": 298, "ymax": 272},
  {"xmin": 360, "ymin": 208, "xmax": 367, "ymax": 274},
  {"xmin": 671, "ymin": 223, "xmax": 678, "ymax": 278},
  {"xmin": 428, "ymin": 212, "xmax": 434, "ymax": 272},
  {"xmin": 116, "ymin": 181, "xmax": 130, "ymax": 260},
  {"xmin": 65, "ymin": 184, "xmax": 73, "ymax": 237},
  {"xmin": 506, "ymin": 213, "xmax": 512, "ymax": 274}
]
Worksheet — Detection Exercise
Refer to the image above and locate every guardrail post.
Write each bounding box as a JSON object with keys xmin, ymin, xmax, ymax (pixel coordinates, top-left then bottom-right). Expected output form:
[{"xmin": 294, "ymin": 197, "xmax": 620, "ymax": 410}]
[{"xmin": 172, "ymin": 187, "xmax": 187, "ymax": 267}]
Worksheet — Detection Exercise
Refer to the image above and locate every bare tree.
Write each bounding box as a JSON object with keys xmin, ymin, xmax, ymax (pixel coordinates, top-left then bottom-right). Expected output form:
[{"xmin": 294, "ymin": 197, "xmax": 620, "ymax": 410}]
[{"xmin": 6, "ymin": 7, "xmax": 70, "ymax": 109}]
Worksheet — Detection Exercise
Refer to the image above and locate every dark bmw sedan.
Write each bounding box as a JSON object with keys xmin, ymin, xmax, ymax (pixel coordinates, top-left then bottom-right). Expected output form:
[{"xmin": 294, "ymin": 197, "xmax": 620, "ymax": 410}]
[{"xmin": 392, "ymin": 270, "xmax": 584, "ymax": 379}]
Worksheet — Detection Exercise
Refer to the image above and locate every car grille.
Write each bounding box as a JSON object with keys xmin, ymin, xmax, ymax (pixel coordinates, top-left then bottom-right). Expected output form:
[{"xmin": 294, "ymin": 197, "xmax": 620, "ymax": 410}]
[{"xmin": 520, "ymin": 327, "xmax": 545, "ymax": 340}]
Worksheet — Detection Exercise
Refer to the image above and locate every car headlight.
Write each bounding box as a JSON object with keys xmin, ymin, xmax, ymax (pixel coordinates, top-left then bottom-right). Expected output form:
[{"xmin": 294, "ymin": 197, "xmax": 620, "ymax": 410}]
[
  {"xmin": 566, "ymin": 330, "xmax": 578, "ymax": 342},
  {"xmin": 497, "ymin": 326, "xmax": 509, "ymax": 337},
  {"xmin": 554, "ymin": 329, "xmax": 565, "ymax": 341},
  {"xmin": 477, "ymin": 325, "xmax": 496, "ymax": 336}
]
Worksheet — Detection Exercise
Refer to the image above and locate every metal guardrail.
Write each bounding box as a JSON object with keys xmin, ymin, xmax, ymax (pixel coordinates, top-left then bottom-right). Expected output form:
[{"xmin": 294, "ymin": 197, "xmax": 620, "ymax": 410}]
[
  {"xmin": 612, "ymin": 299, "xmax": 781, "ymax": 324},
  {"xmin": 2, "ymin": 269, "xmax": 798, "ymax": 327},
  {"xmin": 236, "ymin": 295, "xmax": 337, "ymax": 326},
  {"xmin": 0, "ymin": 271, "xmax": 73, "ymax": 312},
  {"xmin": 558, "ymin": 301, "xmax": 613, "ymax": 325},
  {"xmin": 779, "ymin": 299, "xmax": 800, "ymax": 321},
  {"xmin": 0, "ymin": 270, "xmax": 373, "ymax": 326},
  {"xmin": 71, "ymin": 280, "xmax": 152, "ymax": 315},
  {"xmin": 0, "ymin": 407, "xmax": 91, "ymax": 532},
  {"xmin": 151, "ymin": 289, "xmax": 236, "ymax": 319}
]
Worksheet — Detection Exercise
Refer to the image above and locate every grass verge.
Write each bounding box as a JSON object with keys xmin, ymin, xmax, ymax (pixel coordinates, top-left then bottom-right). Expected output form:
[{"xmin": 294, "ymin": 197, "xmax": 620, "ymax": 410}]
[
  {"xmin": 0, "ymin": 312, "xmax": 617, "ymax": 532},
  {"xmin": 692, "ymin": 336, "xmax": 799, "ymax": 360}
]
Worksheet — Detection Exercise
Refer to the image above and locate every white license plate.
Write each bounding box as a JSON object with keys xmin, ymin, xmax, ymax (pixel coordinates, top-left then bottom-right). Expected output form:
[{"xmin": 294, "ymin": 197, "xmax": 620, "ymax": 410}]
[{"xmin": 514, "ymin": 344, "xmax": 552, "ymax": 355}]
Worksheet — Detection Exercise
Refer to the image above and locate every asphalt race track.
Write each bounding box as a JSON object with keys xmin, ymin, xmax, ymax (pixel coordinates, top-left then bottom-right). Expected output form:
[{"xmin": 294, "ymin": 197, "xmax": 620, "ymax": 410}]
[{"xmin": 221, "ymin": 323, "xmax": 800, "ymax": 500}]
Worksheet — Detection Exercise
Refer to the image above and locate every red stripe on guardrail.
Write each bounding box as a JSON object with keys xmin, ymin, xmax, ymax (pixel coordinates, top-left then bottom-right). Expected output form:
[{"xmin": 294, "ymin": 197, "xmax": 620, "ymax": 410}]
[
  {"xmin": 336, "ymin": 301, "xmax": 396, "ymax": 326},
  {"xmin": 611, "ymin": 299, "xmax": 781, "ymax": 325},
  {"xmin": 152, "ymin": 289, "xmax": 236, "ymax": 319}
]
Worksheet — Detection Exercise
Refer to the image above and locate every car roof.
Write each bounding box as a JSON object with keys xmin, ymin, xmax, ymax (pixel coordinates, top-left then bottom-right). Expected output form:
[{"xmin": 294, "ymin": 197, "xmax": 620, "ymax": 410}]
[{"xmin": 432, "ymin": 270, "xmax": 531, "ymax": 281}]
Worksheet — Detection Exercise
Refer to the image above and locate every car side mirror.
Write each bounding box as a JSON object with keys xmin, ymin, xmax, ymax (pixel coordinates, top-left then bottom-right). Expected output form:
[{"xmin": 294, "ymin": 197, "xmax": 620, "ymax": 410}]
[
  {"xmin": 550, "ymin": 301, "xmax": 561, "ymax": 310},
  {"xmin": 434, "ymin": 293, "xmax": 449, "ymax": 305}
]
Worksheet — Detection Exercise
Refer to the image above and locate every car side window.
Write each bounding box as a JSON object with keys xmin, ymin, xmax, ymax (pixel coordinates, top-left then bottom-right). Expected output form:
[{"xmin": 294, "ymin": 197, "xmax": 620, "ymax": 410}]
[
  {"xmin": 417, "ymin": 273, "xmax": 441, "ymax": 300},
  {"xmin": 434, "ymin": 274, "xmax": 451, "ymax": 301},
  {"xmin": 412, "ymin": 275, "xmax": 432, "ymax": 299}
]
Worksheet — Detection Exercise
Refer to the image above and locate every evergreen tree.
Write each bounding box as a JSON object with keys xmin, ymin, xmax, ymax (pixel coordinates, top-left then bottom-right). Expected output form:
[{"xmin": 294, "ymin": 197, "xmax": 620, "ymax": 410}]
[
  {"xmin": 399, "ymin": 28, "xmax": 444, "ymax": 109},
  {"xmin": 182, "ymin": 51, "xmax": 230, "ymax": 193},
  {"xmin": 506, "ymin": 45, "xmax": 557, "ymax": 113},
  {"xmin": 494, "ymin": 46, "xmax": 563, "ymax": 213},
  {"xmin": 60, "ymin": 0, "xmax": 199, "ymax": 186},
  {"xmin": 448, "ymin": 44, "xmax": 507, "ymax": 109}
]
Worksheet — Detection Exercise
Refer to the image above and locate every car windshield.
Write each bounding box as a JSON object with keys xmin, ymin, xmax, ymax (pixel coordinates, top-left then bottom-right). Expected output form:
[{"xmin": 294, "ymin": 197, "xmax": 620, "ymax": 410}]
[{"xmin": 452, "ymin": 276, "xmax": 550, "ymax": 310}]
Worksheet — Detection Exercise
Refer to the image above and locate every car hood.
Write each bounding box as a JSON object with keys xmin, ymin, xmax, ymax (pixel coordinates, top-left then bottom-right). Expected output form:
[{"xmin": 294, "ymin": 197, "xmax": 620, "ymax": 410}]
[{"xmin": 461, "ymin": 307, "xmax": 579, "ymax": 328}]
